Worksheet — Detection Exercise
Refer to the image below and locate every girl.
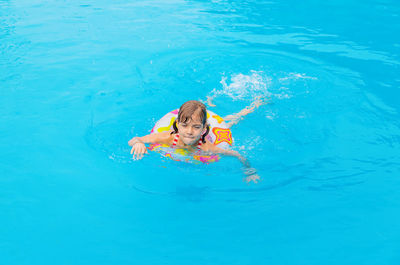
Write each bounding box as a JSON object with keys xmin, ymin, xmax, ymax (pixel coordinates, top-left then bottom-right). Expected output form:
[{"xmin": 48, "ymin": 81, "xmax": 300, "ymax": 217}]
[{"xmin": 128, "ymin": 99, "xmax": 266, "ymax": 183}]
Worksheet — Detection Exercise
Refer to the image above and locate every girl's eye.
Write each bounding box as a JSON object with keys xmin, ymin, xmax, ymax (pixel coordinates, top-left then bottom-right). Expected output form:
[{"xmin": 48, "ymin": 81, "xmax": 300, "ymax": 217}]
[{"xmin": 181, "ymin": 124, "xmax": 187, "ymax": 127}]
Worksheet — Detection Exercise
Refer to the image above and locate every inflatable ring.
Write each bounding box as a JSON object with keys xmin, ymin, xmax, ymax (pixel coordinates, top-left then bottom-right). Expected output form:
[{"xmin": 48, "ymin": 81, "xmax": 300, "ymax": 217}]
[{"xmin": 148, "ymin": 109, "xmax": 233, "ymax": 164}]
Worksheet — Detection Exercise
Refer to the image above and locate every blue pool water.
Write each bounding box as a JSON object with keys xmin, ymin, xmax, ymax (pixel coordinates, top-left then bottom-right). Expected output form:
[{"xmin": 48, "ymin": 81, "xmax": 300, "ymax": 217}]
[{"xmin": 1, "ymin": 0, "xmax": 400, "ymax": 264}]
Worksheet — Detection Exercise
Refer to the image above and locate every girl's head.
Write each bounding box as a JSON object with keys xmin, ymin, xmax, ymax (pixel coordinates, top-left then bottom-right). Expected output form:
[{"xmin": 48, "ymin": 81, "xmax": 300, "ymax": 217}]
[{"xmin": 172, "ymin": 100, "xmax": 210, "ymax": 145}]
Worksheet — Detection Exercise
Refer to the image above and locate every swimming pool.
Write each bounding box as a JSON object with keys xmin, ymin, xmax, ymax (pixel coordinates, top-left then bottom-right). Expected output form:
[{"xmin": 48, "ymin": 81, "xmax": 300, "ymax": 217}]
[{"xmin": 1, "ymin": 0, "xmax": 400, "ymax": 264}]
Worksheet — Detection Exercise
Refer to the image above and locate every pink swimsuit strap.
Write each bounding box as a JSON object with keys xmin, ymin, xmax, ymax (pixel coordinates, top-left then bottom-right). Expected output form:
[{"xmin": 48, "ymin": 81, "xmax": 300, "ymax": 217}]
[{"xmin": 172, "ymin": 133, "xmax": 202, "ymax": 149}]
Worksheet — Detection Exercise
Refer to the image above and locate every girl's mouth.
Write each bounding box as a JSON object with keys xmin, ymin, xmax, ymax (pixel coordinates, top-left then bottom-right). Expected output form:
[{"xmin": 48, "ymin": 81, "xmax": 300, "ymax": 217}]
[{"xmin": 182, "ymin": 136, "xmax": 197, "ymax": 144}]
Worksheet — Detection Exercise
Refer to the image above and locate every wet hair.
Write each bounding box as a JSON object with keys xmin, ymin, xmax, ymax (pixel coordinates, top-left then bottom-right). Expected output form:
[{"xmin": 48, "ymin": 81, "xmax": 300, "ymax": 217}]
[{"xmin": 171, "ymin": 100, "xmax": 210, "ymax": 143}]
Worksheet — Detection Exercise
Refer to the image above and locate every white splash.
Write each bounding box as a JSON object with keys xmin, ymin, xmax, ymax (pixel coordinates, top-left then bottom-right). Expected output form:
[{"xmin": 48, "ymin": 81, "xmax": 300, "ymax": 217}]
[{"xmin": 213, "ymin": 70, "xmax": 272, "ymax": 100}]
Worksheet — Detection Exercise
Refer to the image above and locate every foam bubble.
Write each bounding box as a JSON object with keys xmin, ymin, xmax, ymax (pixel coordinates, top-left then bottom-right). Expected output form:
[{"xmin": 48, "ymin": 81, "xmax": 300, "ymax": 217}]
[{"xmin": 279, "ymin": 73, "xmax": 317, "ymax": 82}]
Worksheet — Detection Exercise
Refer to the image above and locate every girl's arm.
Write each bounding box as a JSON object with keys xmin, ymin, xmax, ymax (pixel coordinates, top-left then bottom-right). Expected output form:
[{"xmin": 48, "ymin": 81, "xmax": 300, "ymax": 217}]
[
  {"xmin": 128, "ymin": 131, "xmax": 171, "ymax": 145},
  {"xmin": 128, "ymin": 131, "xmax": 172, "ymax": 160},
  {"xmin": 205, "ymin": 144, "xmax": 260, "ymax": 184}
]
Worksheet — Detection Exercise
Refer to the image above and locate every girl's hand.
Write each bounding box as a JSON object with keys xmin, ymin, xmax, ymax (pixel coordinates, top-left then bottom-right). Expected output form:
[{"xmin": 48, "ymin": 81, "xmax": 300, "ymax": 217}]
[
  {"xmin": 130, "ymin": 141, "xmax": 148, "ymax": 160},
  {"xmin": 243, "ymin": 168, "xmax": 261, "ymax": 184}
]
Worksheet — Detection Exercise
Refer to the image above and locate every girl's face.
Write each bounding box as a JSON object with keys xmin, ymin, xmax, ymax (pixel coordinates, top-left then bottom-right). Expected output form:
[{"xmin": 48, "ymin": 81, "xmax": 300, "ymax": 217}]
[{"xmin": 177, "ymin": 116, "xmax": 206, "ymax": 145}]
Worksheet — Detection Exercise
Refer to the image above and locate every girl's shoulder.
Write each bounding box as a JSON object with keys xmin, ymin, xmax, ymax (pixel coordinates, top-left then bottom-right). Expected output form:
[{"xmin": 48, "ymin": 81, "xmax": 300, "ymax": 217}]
[
  {"xmin": 200, "ymin": 139, "xmax": 217, "ymax": 152},
  {"xmin": 140, "ymin": 130, "xmax": 175, "ymax": 144},
  {"xmin": 201, "ymin": 140, "xmax": 235, "ymax": 155},
  {"xmin": 153, "ymin": 130, "xmax": 175, "ymax": 144}
]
